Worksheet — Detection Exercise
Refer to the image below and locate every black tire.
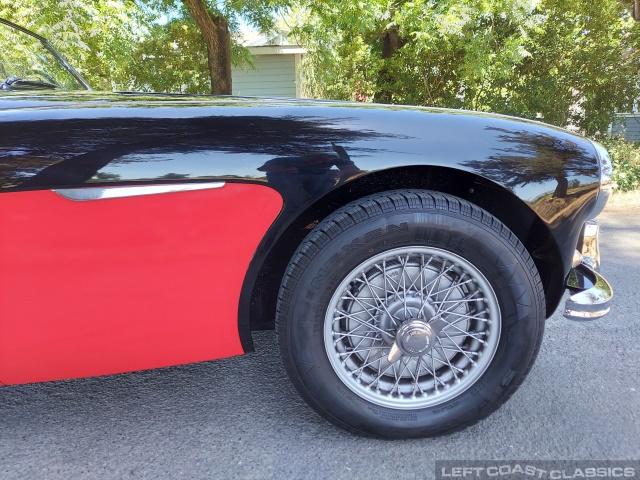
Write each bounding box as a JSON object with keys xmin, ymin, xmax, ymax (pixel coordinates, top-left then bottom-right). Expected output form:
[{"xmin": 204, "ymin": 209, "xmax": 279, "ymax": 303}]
[{"xmin": 276, "ymin": 190, "xmax": 545, "ymax": 438}]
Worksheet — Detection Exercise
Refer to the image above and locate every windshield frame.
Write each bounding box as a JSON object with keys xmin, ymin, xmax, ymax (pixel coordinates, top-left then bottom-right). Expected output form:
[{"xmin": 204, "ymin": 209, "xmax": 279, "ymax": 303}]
[{"xmin": 0, "ymin": 17, "xmax": 92, "ymax": 91}]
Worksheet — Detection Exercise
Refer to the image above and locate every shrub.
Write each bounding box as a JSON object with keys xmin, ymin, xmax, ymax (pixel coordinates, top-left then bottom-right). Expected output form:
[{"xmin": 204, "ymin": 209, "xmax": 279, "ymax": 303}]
[{"xmin": 600, "ymin": 137, "xmax": 640, "ymax": 192}]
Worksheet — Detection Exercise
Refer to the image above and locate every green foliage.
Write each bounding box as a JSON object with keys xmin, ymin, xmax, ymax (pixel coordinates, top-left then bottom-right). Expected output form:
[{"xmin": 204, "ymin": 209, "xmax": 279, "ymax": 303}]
[
  {"xmin": 291, "ymin": 0, "xmax": 640, "ymax": 136},
  {"xmin": 505, "ymin": 0, "xmax": 640, "ymax": 135},
  {"xmin": 135, "ymin": 0, "xmax": 287, "ymax": 93},
  {"xmin": 124, "ymin": 12, "xmax": 252, "ymax": 94},
  {"xmin": 291, "ymin": 1, "xmax": 539, "ymax": 105},
  {"xmin": 1, "ymin": 0, "xmax": 285, "ymax": 93},
  {"xmin": 127, "ymin": 19, "xmax": 210, "ymax": 93},
  {"xmin": 601, "ymin": 137, "xmax": 640, "ymax": 192},
  {"xmin": 0, "ymin": 20, "xmax": 85, "ymax": 90},
  {"xmin": 0, "ymin": 0, "xmax": 145, "ymax": 90},
  {"xmin": 141, "ymin": 0, "xmax": 287, "ymax": 34}
]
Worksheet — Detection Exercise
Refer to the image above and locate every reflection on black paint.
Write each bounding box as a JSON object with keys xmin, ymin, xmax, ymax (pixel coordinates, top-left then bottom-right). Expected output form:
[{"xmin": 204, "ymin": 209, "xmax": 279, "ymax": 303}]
[
  {"xmin": 258, "ymin": 144, "xmax": 361, "ymax": 210},
  {"xmin": 0, "ymin": 115, "xmax": 382, "ymax": 189},
  {"xmin": 19, "ymin": 144, "xmax": 142, "ymax": 187},
  {"xmin": 462, "ymin": 127, "xmax": 598, "ymax": 198}
]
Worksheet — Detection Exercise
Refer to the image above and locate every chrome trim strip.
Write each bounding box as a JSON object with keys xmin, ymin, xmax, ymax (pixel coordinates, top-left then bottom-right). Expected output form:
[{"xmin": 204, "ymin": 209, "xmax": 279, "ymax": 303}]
[{"xmin": 53, "ymin": 182, "xmax": 226, "ymax": 201}]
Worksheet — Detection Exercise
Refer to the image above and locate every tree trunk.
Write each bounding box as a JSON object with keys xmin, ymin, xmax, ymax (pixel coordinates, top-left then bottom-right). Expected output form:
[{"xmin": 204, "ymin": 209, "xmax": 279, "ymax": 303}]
[
  {"xmin": 183, "ymin": 0, "xmax": 232, "ymax": 95},
  {"xmin": 553, "ymin": 175, "xmax": 569, "ymax": 198},
  {"xmin": 375, "ymin": 26, "xmax": 406, "ymax": 103}
]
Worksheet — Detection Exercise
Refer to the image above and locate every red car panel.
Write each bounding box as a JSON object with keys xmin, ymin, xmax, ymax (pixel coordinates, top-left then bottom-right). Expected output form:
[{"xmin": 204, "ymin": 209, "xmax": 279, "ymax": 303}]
[{"xmin": 0, "ymin": 184, "xmax": 282, "ymax": 384}]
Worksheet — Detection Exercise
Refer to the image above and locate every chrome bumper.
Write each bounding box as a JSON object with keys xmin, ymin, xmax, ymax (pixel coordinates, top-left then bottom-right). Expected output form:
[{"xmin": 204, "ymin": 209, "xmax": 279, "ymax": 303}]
[
  {"xmin": 581, "ymin": 219, "xmax": 600, "ymax": 270},
  {"xmin": 563, "ymin": 220, "xmax": 613, "ymax": 320},
  {"xmin": 564, "ymin": 262, "xmax": 613, "ymax": 320}
]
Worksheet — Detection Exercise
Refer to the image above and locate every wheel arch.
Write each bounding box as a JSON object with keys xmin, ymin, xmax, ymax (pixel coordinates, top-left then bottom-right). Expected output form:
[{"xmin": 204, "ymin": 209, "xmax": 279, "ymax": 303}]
[{"xmin": 242, "ymin": 165, "xmax": 563, "ymax": 343}]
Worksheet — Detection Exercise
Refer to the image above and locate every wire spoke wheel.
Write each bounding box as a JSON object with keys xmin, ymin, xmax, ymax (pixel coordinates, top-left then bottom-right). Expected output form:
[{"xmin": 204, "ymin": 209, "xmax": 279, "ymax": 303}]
[
  {"xmin": 277, "ymin": 190, "xmax": 545, "ymax": 438},
  {"xmin": 324, "ymin": 246, "xmax": 501, "ymax": 409}
]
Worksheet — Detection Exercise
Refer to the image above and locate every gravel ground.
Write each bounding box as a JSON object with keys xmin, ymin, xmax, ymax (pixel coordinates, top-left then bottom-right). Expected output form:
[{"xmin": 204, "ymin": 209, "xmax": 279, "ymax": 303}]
[{"xmin": 1, "ymin": 209, "xmax": 638, "ymax": 480}]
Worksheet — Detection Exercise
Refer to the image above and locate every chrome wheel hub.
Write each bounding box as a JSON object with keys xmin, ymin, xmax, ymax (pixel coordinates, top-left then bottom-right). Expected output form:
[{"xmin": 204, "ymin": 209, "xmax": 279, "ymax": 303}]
[
  {"xmin": 395, "ymin": 320, "xmax": 434, "ymax": 356},
  {"xmin": 324, "ymin": 246, "xmax": 501, "ymax": 410}
]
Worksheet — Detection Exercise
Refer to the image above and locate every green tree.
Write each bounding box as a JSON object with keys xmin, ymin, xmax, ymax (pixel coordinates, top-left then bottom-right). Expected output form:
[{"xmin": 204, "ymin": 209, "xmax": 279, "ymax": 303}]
[
  {"xmin": 0, "ymin": 0, "xmax": 145, "ymax": 90},
  {"xmin": 1, "ymin": 0, "xmax": 288, "ymax": 94},
  {"xmin": 291, "ymin": 1, "xmax": 534, "ymax": 106},
  {"xmin": 140, "ymin": 0, "xmax": 288, "ymax": 94},
  {"xmin": 291, "ymin": 0, "xmax": 640, "ymax": 135},
  {"xmin": 508, "ymin": 0, "xmax": 640, "ymax": 134},
  {"xmin": 127, "ymin": 17, "xmax": 211, "ymax": 93}
]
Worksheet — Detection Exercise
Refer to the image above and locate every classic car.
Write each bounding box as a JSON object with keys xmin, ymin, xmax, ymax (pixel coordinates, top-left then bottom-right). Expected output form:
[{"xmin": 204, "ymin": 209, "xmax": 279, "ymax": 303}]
[{"xmin": 0, "ymin": 18, "xmax": 613, "ymax": 438}]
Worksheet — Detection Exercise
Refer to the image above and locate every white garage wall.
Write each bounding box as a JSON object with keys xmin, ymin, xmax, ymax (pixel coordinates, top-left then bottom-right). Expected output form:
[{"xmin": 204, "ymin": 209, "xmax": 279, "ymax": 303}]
[{"xmin": 232, "ymin": 54, "xmax": 298, "ymax": 98}]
